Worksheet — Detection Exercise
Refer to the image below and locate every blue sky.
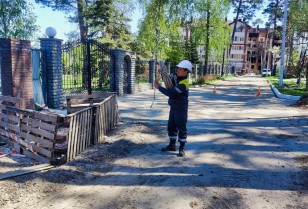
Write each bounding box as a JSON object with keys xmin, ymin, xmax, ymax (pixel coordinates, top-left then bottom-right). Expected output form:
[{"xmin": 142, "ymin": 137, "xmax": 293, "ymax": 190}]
[
  {"xmin": 30, "ymin": 1, "xmax": 266, "ymax": 41},
  {"xmin": 30, "ymin": 0, "xmax": 141, "ymax": 41}
]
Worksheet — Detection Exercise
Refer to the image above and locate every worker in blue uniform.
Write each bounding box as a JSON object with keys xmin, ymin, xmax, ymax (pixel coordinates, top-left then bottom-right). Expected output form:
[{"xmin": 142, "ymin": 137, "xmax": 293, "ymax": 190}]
[{"xmin": 154, "ymin": 60, "xmax": 192, "ymax": 157}]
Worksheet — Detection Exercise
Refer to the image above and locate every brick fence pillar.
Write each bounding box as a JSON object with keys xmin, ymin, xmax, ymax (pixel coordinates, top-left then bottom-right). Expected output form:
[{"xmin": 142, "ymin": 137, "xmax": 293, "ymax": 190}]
[
  {"xmin": 0, "ymin": 38, "xmax": 33, "ymax": 108},
  {"xmin": 110, "ymin": 49, "xmax": 136, "ymax": 96},
  {"xmin": 40, "ymin": 38, "xmax": 63, "ymax": 109}
]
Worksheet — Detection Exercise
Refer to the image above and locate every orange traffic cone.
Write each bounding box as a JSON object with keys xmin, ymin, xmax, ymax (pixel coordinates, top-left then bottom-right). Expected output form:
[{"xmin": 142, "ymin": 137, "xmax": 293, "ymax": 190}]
[
  {"xmin": 213, "ymin": 85, "xmax": 216, "ymax": 94},
  {"xmin": 257, "ymin": 86, "xmax": 261, "ymax": 96}
]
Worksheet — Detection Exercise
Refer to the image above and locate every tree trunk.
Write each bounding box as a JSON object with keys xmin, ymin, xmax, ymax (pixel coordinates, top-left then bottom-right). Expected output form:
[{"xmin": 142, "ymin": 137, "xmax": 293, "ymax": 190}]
[
  {"xmin": 77, "ymin": 0, "xmax": 88, "ymax": 43},
  {"xmin": 306, "ymin": 62, "xmax": 308, "ymax": 91},
  {"xmin": 229, "ymin": 0, "xmax": 242, "ymax": 55},
  {"xmin": 297, "ymin": 49, "xmax": 307, "ymax": 85},
  {"xmin": 204, "ymin": 5, "xmax": 210, "ymax": 75},
  {"xmin": 273, "ymin": 0, "xmax": 278, "ymax": 42},
  {"xmin": 77, "ymin": 0, "xmax": 89, "ymax": 89}
]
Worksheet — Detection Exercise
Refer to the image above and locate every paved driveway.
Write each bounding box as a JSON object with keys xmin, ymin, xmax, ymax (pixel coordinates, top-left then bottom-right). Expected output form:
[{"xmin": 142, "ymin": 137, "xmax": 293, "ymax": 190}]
[{"xmin": 117, "ymin": 74, "xmax": 308, "ymax": 209}]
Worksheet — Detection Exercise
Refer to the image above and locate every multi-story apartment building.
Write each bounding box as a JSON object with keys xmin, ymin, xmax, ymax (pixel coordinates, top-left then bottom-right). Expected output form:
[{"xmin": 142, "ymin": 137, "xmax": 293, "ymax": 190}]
[
  {"xmin": 228, "ymin": 19, "xmax": 251, "ymax": 73},
  {"xmin": 246, "ymin": 27, "xmax": 272, "ymax": 74},
  {"xmin": 183, "ymin": 19, "xmax": 275, "ymax": 74},
  {"xmin": 228, "ymin": 20, "xmax": 274, "ymax": 74}
]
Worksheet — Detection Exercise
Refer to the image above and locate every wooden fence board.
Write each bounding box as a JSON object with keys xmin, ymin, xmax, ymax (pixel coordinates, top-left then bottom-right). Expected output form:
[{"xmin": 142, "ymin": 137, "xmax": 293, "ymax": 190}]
[
  {"xmin": 71, "ymin": 115, "xmax": 78, "ymax": 161},
  {"xmin": 66, "ymin": 93, "xmax": 112, "ymax": 100},
  {"xmin": 79, "ymin": 111, "xmax": 85, "ymax": 152},
  {"xmin": 84, "ymin": 110, "xmax": 89, "ymax": 150},
  {"xmin": 88, "ymin": 109, "xmax": 92, "ymax": 147},
  {"xmin": 20, "ymin": 132, "xmax": 53, "ymax": 148},
  {"xmin": 21, "ymin": 124, "xmax": 55, "ymax": 140},
  {"xmin": 66, "ymin": 117, "xmax": 75, "ymax": 161},
  {"xmin": 30, "ymin": 143, "xmax": 52, "ymax": 158},
  {"xmin": 0, "ymin": 95, "xmax": 22, "ymax": 105},
  {"xmin": 21, "ymin": 149, "xmax": 50, "ymax": 163},
  {"xmin": 22, "ymin": 117, "xmax": 56, "ymax": 132},
  {"xmin": 0, "ymin": 112, "xmax": 20, "ymax": 123},
  {"xmin": 0, "ymin": 121, "xmax": 20, "ymax": 133},
  {"xmin": 33, "ymin": 112, "xmax": 58, "ymax": 123},
  {"xmin": 0, "ymin": 164, "xmax": 53, "ymax": 180}
]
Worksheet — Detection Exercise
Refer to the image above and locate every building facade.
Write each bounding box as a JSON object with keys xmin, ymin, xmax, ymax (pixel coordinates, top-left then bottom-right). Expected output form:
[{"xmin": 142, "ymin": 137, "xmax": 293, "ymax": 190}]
[
  {"xmin": 246, "ymin": 27, "xmax": 272, "ymax": 74},
  {"xmin": 182, "ymin": 19, "xmax": 275, "ymax": 75},
  {"xmin": 229, "ymin": 20, "xmax": 251, "ymax": 73}
]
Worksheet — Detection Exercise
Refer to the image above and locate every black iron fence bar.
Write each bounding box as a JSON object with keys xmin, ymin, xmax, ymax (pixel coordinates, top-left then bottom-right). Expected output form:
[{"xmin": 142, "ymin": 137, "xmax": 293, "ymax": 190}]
[{"xmin": 87, "ymin": 41, "xmax": 92, "ymax": 94}]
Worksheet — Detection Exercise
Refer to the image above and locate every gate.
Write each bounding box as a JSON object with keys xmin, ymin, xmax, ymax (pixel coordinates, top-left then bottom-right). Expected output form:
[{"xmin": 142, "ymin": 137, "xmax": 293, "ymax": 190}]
[{"xmin": 62, "ymin": 40, "xmax": 111, "ymax": 95}]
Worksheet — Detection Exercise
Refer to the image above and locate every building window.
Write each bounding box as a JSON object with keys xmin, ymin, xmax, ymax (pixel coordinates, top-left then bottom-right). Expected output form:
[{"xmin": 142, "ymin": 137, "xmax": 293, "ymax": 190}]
[
  {"xmin": 236, "ymin": 26, "xmax": 243, "ymax": 32},
  {"xmin": 232, "ymin": 45, "xmax": 244, "ymax": 50}
]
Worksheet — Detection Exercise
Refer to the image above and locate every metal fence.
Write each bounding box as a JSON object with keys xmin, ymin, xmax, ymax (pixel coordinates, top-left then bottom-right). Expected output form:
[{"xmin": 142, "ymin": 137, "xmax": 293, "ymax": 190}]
[{"xmin": 62, "ymin": 40, "xmax": 111, "ymax": 95}]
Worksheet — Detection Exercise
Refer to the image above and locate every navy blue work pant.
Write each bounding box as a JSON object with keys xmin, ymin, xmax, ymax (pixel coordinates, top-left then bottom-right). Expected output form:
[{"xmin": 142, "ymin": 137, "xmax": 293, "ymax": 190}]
[{"xmin": 168, "ymin": 107, "xmax": 188, "ymax": 143}]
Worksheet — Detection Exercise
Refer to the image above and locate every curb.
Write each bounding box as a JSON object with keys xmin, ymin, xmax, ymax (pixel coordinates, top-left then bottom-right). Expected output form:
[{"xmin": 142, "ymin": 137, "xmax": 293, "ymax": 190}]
[{"xmin": 270, "ymin": 84, "xmax": 301, "ymax": 101}]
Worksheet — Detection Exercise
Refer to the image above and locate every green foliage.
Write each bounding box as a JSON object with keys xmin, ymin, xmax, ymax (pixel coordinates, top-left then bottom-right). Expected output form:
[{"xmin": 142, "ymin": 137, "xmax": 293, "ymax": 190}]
[
  {"xmin": 231, "ymin": 0, "xmax": 263, "ymax": 22},
  {"xmin": 136, "ymin": 0, "xmax": 232, "ymax": 66},
  {"xmin": 136, "ymin": 1, "xmax": 184, "ymax": 62},
  {"xmin": 35, "ymin": 0, "xmax": 131, "ymax": 46},
  {"xmin": 262, "ymin": 0, "xmax": 284, "ymax": 41},
  {"xmin": 289, "ymin": 0, "xmax": 308, "ymax": 34},
  {"xmin": 183, "ymin": 37, "xmax": 200, "ymax": 64},
  {"xmin": 0, "ymin": 0, "xmax": 39, "ymax": 40},
  {"xmin": 192, "ymin": 74, "xmax": 235, "ymax": 85}
]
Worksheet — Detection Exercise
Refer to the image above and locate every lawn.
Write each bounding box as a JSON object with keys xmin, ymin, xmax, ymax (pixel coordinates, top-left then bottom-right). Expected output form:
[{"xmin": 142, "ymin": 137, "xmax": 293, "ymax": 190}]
[{"xmin": 266, "ymin": 76, "xmax": 308, "ymax": 96}]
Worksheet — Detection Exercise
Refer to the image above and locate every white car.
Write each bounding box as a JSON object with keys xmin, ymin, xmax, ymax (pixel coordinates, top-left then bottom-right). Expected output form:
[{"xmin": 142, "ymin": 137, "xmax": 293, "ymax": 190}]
[{"xmin": 261, "ymin": 69, "xmax": 271, "ymax": 77}]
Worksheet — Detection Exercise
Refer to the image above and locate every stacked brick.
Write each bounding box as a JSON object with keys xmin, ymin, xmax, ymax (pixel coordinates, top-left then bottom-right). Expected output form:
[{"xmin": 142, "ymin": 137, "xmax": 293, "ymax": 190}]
[
  {"xmin": 39, "ymin": 38, "xmax": 63, "ymax": 109},
  {"xmin": 110, "ymin": 49, "xmax": 136, "ymax": 96},
  {"xmin": 0, "ymin": 38, "xmax": 33, "ymax": 108}
]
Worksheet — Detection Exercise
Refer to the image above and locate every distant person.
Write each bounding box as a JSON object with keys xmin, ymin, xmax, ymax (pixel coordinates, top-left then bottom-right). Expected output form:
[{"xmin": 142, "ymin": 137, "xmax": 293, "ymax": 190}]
[{"xmin": 154, "ymin": 60, "xmax": 192, "ymax": 157}]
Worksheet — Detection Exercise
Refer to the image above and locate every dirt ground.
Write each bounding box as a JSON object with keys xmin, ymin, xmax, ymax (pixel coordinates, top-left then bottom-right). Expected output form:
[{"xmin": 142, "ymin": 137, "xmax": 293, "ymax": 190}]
[
  {"xmin": 0, "ymin": 121, "xmax": 165, "ymax": 208},
  {"xmin": 0, "ymin": 75, "xmax": 308, "ymax": 209}
]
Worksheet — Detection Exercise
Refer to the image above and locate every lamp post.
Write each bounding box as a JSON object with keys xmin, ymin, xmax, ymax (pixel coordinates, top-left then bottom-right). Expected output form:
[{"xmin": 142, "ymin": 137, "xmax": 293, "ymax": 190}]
[{"xmin": 279, "ymin": 0, "xmax": 289, "ymax": 87}]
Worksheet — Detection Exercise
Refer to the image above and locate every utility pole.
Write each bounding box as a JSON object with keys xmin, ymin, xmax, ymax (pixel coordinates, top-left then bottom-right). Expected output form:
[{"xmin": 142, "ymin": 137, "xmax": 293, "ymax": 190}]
[{"xmin": 279, "ymin": 0, "xmax": 288, "ymax": 87}]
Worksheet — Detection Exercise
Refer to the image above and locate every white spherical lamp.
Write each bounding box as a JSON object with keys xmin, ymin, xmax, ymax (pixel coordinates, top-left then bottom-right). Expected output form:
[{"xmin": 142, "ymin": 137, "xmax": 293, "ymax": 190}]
[{"xmin": 45, "ymin": 27, "xmax": 57, "ymax": 38}]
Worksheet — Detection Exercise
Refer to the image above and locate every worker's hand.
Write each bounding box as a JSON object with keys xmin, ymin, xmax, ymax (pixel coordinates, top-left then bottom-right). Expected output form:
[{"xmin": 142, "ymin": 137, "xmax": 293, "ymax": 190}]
[{"xmin": 154, "ymin": 80, "xmax": 160, "ymax": 89}]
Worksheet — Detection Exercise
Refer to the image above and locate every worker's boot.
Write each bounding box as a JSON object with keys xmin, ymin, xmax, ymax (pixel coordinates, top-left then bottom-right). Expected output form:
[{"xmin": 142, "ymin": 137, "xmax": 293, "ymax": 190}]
[
  {"xmin": 179, "ymin": 142, "xmax": 186, "ymax": 157},
  {"xmin": 161, "ymin": 139, "xmax": 176, "ymax": 152}
]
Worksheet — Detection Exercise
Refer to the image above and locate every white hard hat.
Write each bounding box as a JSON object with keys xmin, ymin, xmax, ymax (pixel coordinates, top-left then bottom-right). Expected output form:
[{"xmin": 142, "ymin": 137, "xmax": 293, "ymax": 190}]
[{"xmin": 177, "ymin": 60, "xmax": 192, "ymax": 72}]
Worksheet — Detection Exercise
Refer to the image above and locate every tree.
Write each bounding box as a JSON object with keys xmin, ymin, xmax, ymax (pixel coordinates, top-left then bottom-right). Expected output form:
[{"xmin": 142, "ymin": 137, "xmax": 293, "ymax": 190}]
[
  {"xmin": 96, "ymin": 0, "xmax": 136, "ymax": 50},
  {"xmin": 35, "ymin": 0, "xmax": 112, "ymax": 42},
  {"xmin": 229, "ymin": 0, "xmax": 263, "ymax": 54},
  {"xmin": 137, "ymin": 0, "xmax": 231, "ymax": 68},
  {"xmin": 137, "ymin": 0, "xmax": 179, "ymax": 62},
  {"xmin": 0, "ymin": 0, "xmax": 39, "ymax": 40},
  {"xmin": 289, "ymin": 0, "xmax": 308, "ymax": 85},
  {"xmin": 193, "ymin": 0, "xmax": 231, "ymax": 72},
  {"xmin": 290, "ymin": 0, "xmax": 308, "ymax": 32},
  {"xmin": 262, "ymin": 0, "xmax": 284, "ymax": 42}
]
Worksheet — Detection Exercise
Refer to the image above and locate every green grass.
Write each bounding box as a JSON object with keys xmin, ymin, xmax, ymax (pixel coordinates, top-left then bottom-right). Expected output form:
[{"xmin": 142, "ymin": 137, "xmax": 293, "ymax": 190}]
[
  {"xmin": 266, "ymin": 76, "xmax": 308, "ymax": 97},
  {"xmin": 203, "ymin": 75, "xmax": 236, "ymax": 85}
]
